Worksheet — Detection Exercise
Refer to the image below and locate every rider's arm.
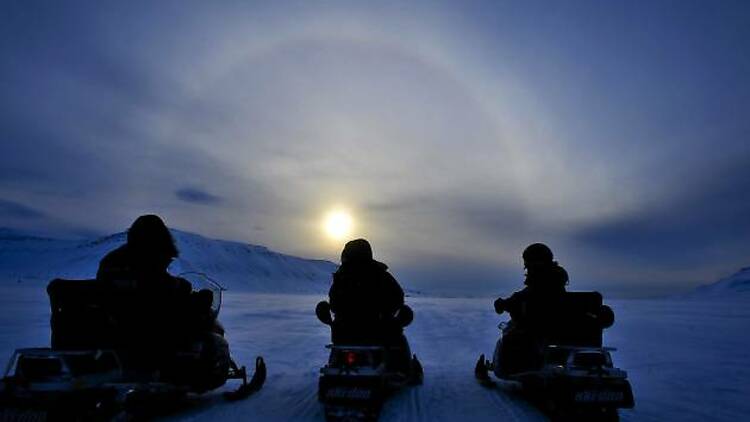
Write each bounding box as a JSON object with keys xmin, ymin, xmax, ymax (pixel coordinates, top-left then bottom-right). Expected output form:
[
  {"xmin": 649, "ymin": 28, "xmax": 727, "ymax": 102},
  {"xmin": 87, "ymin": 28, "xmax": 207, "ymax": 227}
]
[
  {"xmin": 494, "ymin": 297, "xmax": 506, "ymax": 314},
  {"xmin": 382, "ymin": 272, "xmax": 405, "ymax": 317},
  {"xmin": 495, "ymin": 289, "xmax": 527, "ymax": 316},
  {"xmin": 328, "ymin": 275, "xmax": 343, "ymax": 314}
]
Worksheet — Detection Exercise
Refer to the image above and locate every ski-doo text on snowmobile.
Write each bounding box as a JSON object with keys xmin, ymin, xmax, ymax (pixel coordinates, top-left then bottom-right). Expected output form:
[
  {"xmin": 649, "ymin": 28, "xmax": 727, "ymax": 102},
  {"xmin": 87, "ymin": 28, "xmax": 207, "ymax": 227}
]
[
  {"xmin": 316, "ymin": 298, "xmax": 422, "ymax": 421},
  {"xmin": 319, "ymin": 344, "xmax": 422, "ymax": 421}
]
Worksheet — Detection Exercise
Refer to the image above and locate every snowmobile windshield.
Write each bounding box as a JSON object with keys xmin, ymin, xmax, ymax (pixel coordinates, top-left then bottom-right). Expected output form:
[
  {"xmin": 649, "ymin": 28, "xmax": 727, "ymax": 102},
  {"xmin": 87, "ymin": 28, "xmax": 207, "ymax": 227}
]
[{"xmin": 178, "ymin": 272, "xmax": 225, "ymax": 316}]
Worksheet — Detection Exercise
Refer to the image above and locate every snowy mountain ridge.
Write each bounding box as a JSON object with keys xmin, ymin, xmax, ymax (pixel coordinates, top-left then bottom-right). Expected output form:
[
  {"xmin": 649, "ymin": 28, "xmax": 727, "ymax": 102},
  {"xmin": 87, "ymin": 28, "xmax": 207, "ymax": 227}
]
[
  {"xmin": 0, "ymin": 227, "xmax": 337, "ymax": 294},
  {"xmin": 690, "ymin": 266, "xmax": 750, "ymax": 297}
]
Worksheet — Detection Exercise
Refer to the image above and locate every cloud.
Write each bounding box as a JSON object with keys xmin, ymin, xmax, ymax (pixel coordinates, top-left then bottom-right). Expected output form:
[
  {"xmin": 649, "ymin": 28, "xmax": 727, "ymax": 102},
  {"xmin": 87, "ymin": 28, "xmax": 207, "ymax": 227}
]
[
  {"xmin": 573, "ymin": 155, "xmax": 750, "ymax": 269},
  {"xmin": 0, "ymin": 199, "xmax": 46, "ymax": 220},
  {"xmin": 175, "ymin": 187, "xmax": 223, "ymax": 205},
  {"xmin": 393, "ymin": 252, "xmax": 521, "ymax": 297}
]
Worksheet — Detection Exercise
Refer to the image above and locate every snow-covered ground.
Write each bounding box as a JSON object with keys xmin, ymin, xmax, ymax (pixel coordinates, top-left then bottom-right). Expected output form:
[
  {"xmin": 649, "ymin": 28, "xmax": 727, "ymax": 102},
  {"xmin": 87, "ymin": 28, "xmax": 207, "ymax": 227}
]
[{"xmin": 1, "ymin": 283, "xmax": 748, "ymax": 421}]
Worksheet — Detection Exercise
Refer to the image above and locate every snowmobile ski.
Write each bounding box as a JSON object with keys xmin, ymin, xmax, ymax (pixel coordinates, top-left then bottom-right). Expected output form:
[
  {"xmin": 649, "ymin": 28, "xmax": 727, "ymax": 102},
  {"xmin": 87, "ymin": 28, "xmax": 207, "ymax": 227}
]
[{"xmin": 224, "ymin": 356, "xmax": 266, "ymax": 401}]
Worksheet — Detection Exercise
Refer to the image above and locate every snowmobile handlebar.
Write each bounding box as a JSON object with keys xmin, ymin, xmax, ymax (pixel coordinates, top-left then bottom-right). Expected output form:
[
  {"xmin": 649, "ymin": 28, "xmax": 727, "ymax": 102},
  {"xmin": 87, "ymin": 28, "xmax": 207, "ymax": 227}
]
[{"xmin": 177, "ymin": 272, "xmax": 226, "ymax": 316}]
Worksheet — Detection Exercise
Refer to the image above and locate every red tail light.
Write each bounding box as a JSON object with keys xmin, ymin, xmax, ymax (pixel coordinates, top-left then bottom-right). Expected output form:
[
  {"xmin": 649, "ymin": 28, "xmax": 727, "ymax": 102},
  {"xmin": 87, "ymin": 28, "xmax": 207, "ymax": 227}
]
[{"xmin": 344, "ymin": 351, "xmax": 358, "ymax": 366}]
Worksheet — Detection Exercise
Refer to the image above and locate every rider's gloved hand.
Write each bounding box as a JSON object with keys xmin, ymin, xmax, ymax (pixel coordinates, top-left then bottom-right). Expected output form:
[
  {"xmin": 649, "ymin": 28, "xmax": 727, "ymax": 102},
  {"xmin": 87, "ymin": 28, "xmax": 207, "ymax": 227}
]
[
  {"xmin": 494, "ymin": 298, "xmax": 505, "ymax": 314},
  {"xmin": 596, "ymin": 305, "xmax": 615, "ymax": 328},
  {"xmin": 393, "ymin": 305, "xmax": 414, "ymax": 327},
  {"xmin": 315, "ymin": 301, "xmax": 333, "ymax": 325},
  {"xmin": 194, "ymin": 289, "xmax": 214, "ymax": 311}
]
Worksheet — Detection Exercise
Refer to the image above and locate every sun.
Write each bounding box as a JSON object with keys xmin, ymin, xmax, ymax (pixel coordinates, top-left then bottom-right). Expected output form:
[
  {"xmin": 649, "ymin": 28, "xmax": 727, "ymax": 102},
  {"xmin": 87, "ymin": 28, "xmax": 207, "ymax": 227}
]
[{"xmin": 324, "ymin": 210, "xmax": 354, "ymax": 240}]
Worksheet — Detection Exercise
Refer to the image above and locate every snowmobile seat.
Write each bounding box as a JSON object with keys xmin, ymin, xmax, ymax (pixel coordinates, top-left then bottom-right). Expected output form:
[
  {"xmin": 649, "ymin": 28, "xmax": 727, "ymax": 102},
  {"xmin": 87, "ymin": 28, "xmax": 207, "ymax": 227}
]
[
  {"xmin": 48, "ymin": 278, "xmax": 118, "ymax": 350},
  {"xmin": 544, "ymin": 291, "xmax": 608, "ymax": 347},
  {"xmin": 48, "ymin": 278, "xmax": 200, "ymax": 350}
]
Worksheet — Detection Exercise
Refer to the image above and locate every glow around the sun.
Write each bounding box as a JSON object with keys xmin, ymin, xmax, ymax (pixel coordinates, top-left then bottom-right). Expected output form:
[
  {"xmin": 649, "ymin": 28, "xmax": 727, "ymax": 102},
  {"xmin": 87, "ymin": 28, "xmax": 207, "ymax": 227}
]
[{"xmin": 324, "ymin": 210, "xmax": 354, "ymax": 240}]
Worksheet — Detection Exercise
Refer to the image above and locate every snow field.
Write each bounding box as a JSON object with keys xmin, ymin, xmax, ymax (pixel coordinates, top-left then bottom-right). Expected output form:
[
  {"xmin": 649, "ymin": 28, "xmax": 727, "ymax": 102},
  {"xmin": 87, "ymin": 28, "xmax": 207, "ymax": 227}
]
[{"xmin": 2, "ymin": 285, "xmax": 748, "ymax": 421}]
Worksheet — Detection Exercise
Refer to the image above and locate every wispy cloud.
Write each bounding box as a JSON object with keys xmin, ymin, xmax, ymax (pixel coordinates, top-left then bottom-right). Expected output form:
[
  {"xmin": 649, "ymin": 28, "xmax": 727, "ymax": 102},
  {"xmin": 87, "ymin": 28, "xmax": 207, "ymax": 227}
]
[
  {"xmin": 176, "ymin": 187, "xmax": 223, "ymax": 205},
  {"xmin": 0, "ymin": 199, "xmax": 45, "ymax": 220}
]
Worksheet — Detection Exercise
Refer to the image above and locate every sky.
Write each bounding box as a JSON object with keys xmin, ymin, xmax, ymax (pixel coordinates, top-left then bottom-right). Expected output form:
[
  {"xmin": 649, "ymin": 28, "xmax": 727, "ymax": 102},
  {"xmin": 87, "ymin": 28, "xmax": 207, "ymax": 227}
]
[{"xmin": 1, "ymin": 0, "xmax": 749, "ymax": 298}]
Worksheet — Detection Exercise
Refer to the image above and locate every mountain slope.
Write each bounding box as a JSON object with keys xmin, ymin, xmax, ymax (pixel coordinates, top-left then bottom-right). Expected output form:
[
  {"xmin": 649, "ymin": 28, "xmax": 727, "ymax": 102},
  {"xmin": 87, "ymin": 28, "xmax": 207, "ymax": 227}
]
[
  {"xmin": 689, "ymin": 266, "xmax": 750, "ymax": 297},
  {"xmin": 0, "ymin": 228, "xmax": 337, "ymax": 293}
]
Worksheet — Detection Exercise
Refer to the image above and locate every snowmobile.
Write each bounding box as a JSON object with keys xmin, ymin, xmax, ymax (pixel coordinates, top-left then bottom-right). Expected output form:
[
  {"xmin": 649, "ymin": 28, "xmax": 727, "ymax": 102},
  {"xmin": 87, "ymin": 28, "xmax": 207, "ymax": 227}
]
[
  {"xmin": 316, "ymin": 302, "xmax": 423, "ymax": 421},
  {"xmin": 0, "ymin": 273, "xmax": 266, "ymax": 420},
  {"xmin": 475, "ymin": 291, "xmax": 634, "ymax": 421}
]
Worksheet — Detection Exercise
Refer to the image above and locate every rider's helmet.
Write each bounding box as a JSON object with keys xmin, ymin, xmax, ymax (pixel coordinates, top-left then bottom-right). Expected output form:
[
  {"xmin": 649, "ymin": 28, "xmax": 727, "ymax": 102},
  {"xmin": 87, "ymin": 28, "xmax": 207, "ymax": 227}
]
[
  {"xmin": 341, "ymin": 238, "xmax": 373, "ymax": 265},
  {"xmin": 127, "ymin": 214, "xmax": 178, "ymax": 265},
  {"xmin": 522, "ymin": 243, "xmax": 553, "ymax": 267}
]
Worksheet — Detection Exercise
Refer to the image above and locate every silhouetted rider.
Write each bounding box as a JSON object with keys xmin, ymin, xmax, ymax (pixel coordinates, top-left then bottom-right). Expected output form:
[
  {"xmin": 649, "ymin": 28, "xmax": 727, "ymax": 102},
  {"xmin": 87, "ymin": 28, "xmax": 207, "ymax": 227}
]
[
  {"xmin": 96, "ymin": 215, "xmax": 219, "ymax": 380},
  {"xmin": 494, "ymin": 243, "xmax": 568, "ymax": 327},
  {"xmin": 97, "ymin": 214, "xmax": 200, "ymax": 334},
  {"xmin": 316, "ymin": 239, "xmax": 412, "ymax": 345},
  {"xmin": 98, "ymin": 214, "xmax": 186, "ymax": 287},
  {"xmin": 492, "ymin": 243, "xmax": 568, "ymax": 374}
]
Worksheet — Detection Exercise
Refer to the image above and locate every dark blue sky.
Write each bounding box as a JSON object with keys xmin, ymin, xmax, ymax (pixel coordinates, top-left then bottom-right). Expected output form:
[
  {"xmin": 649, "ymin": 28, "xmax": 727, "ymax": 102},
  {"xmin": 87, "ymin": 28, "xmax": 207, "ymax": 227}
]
[{"xmin": 1, "ymin": 1, "xmax": 749, "ymax": 297}]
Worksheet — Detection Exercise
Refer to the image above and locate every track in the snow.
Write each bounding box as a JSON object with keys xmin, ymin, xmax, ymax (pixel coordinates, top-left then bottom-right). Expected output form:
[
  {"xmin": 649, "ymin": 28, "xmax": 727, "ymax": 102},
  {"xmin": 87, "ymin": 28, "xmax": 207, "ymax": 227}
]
[{"xmin": 156, "ymin": 295, "xmax": 547, "ymax": 422}]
